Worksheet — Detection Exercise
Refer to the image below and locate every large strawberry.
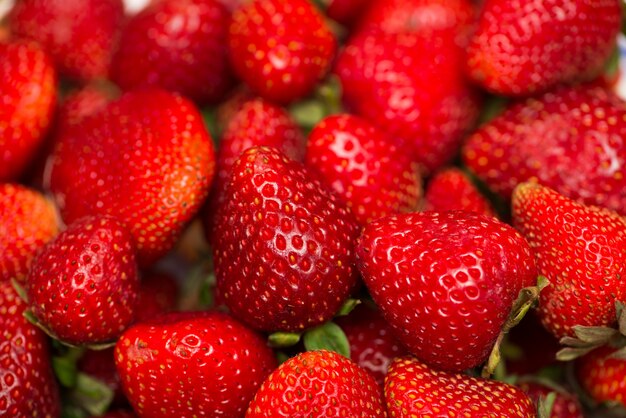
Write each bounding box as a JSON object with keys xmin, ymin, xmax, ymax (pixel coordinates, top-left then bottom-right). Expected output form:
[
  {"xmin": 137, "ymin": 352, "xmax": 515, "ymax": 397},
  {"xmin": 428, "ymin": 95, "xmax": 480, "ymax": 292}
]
[
  {"xmin": 512, "ymin": 183, "xmax": 626, "ymax": 339},
  {"xmin": 357, "ymin": 211, "xmax": 537, "ymax": 371},
  {"xmin": 576, "ymin": 346, "xmax": 626, "ymax": 407},
  {"xmin": 466, "ymin": 0, "xmax": 621, "ymax": 96},
  {"xmin": 246, "ymin": 350, "xmax": 385, "ymax": 417},
  {"xmin": 213, "ymin": 146, "xmax": 359, "ymax": 332},
  {"xmin": 423, "ymin": 167, "xmax": 495, "ymax": 216},
  {"xmin": 48, "ymin": 89, "xmax": 215, "ymax": 265},
  {"xmin": 115, "ymin": 311, "xmax": 277, "ymax": 417}
]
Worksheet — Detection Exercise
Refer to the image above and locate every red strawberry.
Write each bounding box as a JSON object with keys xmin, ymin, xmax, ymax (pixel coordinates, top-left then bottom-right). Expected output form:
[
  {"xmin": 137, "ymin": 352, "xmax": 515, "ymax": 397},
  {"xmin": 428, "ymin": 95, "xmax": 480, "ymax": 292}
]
[
  {"xmin": 215, "ymin": 87, "xmax": 255, "ymax": 134},
  {"xmin": 385, "ymin": 356, "xmax": 535, "ymax": 417},
  {"xmin": 423, "ymin": 167, "xmax": 494, "ymax": 216},
  {"xmin": 0, "ymin": 40, "xmax": 56, "ymax": 181},
  {"xmin": 48, "ymin": 89, "xmax": 215, "ymax": 265},
  {"xmin": 517, "ymin": 381, "xmax": 584, "ymax": 418},
  {"xmin": 111, "ymin": 0, "xmax": 234, "ymax": 105},
  {"xmin": 115, "ymin": 311, "xmax": 277, "ymax": 418},
  {"xmin": 213, "ymin": 146, "xmax": 359, "ymax": 332},
  {"xmin": 576, "ymin": 346, "xmax": 626, "ymax": 407},
  {"xmin": 228, "ymin": 0, "xmax": 337, "ymax": 104},
  {"xmin": 306, "ymin": 114, "xmax": 422, "ymax": 226},
  {"xmin": 323, "ymin": 0, "xmax": 374, "ymax": 27},
  {"xmin": 56, "ymin": 84, "xmax": 118, "ymax": 132},
  {"xmin": 512, "ymin": 183, "xmax": 626, "ymax": 339},
  {"xmin": 0, "ymin": 184, "xmax": 58, "ymax": 282},
  {"xmin": 26, "ymin": 216, "xmax": 139, "ymax": 345},
  {"xmin": 246, "ymin": 350, "xmax": 386, "ymax": 417},
  {"xmin": 134, "ymin": 272, "xmax": 179, "ymax": 322},
  {"xmin": 357, "ymin": 211, "xmax": 537, "ymax": 371},
  {"xmin": 466, "ymin": 0, "xmax": 621, "ymax": 96},
  {"xmin": 464, "ymin": 85, "xmax": 626, "ymax": 215},
  {"xmin": 0, "ymin": 281, "xmax": 60, "ymax": 417},
  {"xmin": 9, "ymin": 0, "xmax": 125, "ymax": 82},
  {"xmin": 78, "ymin": 348, "xmax": 126, "ymax": 406}
]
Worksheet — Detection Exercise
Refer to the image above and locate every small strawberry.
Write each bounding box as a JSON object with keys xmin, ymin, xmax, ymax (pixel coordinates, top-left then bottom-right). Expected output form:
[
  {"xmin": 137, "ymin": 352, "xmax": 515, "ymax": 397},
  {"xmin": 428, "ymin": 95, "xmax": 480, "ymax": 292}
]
[
  {"xmin": 576, "ymin": 346, "xmax": 626, "ymax": 407},
  {"xmin": 385, "ymin": 356, "xmax": 535, "ymax": 417},
  {"xmin": 56, "ymin": 84, "xmax": 118, "ymax": 132},
  {"xmin": 512, "ymin": 183, "xmax": 626, "ymax": 339},
  {"xmin": 0, "ymin": 183, "xmax": 58, "ymax": 282},
  {"xmin": 246, "ymin": 350, "xmax": 386, "ymax": 417},
  {"xmin": 423, "ymin": 167, "xmax": 495, "ymax": 216},
  {"xmin": 517, "ymin": 380, "xmax": 584, "ymax": 418},
  {"xmin": 228, "ymin": 0, "xmax": 337, "ymax": 104},
  {"xmin": 78, "ymin": 348, "xmax": 125, "ymax": 406},
  {"xmin": 322, "ymin": 0, "xmax": 374, "ymax": 27},
  {"xmin": 26, "ymin": 216, "xmax": 139, "ymax": 345},
  {"xmin": 134, "ymin": 272, "xmax": 179, "ymax": 322},
  {"xmin": 466, "ymin": 0, "xmax": 621, "ymax": 96},
  {"xmin": 213, "ymin": 146, "xmax": 359, "ymax": 332},
  {"xmin": 306, "ymin": 114, "xmax": 422, "ymax": 226},
  {"xmin": 357, "ymin": 211, "xmax": 537, "ymax": 371},
  {"xmin": 115, "ymin": 311, "xmax": 277, "ymax": 418}
]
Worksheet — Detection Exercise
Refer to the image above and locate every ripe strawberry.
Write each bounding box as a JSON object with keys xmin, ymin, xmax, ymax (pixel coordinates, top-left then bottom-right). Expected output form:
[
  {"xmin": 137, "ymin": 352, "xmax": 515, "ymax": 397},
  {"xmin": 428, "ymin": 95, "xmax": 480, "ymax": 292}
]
[
  {"xmin": 9, "ymin": 0, "xmax": 125, "ymax": 82},
  {"xmin": 463, "ymin": 85, "xmax": 626, "ymax": 215},
  {"xmin": 26, "ymin": 216, "xmax": 139, "ymax": 345},
  {"xmin": 306, "ymin": 114, "xmax": 422, "ymax": 226},
  {"xmin": 115, "ymin": 311, "xmax": 277, "ymax": 417},
  {"xmin": 0, "ymin": 281, "xmax": 60, "ymax": 417},
  {"xmin": 466, "ymin": 0, "xmax": 621, "ymax": 96},
  {"xmin": 213, "ymin": 146, "xmax": 359, "ymax": 332},
  {"xmin": 322, "ymin": 0, "xmax": 373, "ymax": 27},
  {"xmin": 385, "ymin": 356, "xmax": 535, "ymax": 417},
  {"xmin": 246, "ymin": 350, "xmax": 386, "ymax": 417},
  {"xmin": 134, "ymin": 272, "xmax": 179, "ymax": 322},
  {"xmin": 357, "ymin": 211, "xmax": 537, "ymax": 371},
  {"xmin": 423, "ymin": 167, "xmax": 494, "ymax": 216},
  {"xmin": 78, "ymin": 348, "xmax": 125, "ymax": 406},
  {"xmin": 512, "ymin": 183, "xmax": 626, "ymax": 339},
  {"xmin": 111, "ymin": 0, "xmax": 234, "ymax": 105},
  {"xmin": 0, "ymin": 40, "xmax": 56, "ymax": 181},
  {"xmin": 228, "ymin": 0, "xmax": 337, "ymax": 104},
  {"xmin": 0, "ymin": 184, "xmax": 58, "ymax": 283},
  {"xmin": 48, "ymin": 89, "xmax": 215, "ymax": 265},
  {"xmin": 56, "ymin": 84, "xmax": 118, "ymax": 132},
  {"xmin": 517, "ymin": 381, "xmax": 584, "ymax": 418},
  {"xmin": 576, "ymin": 346, "xmax": 626, "ymax": 407},
  {"xmin": 335, "ymin": 30, "xmax": 481, "ymax": 173}
]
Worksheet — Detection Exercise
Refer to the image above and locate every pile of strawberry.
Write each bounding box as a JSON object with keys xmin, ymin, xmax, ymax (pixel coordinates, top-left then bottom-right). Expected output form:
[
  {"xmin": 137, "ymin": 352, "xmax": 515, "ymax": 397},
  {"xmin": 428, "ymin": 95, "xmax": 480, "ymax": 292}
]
[{"xmin": 2, "ymin": 0, "xmax": 626, "ymax": 417}]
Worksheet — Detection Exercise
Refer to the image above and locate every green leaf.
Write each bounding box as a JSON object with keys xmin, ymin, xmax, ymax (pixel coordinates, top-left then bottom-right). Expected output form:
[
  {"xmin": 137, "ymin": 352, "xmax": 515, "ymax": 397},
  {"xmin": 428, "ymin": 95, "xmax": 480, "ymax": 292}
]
[
  {"xmin": 303, "ymin": 322, "xmax": 350, "ymax": 359},
  {"xmin": 11, "ymin": 278, "xmax": 28, "ymax": 302},
  {"xmin": 71, "ymin": 373, "xmax": 114, "ymax": 416},
  {"xmin": 609, "ymin": 346, "xmax": 626, "ymax": 360},
  {"xmin": 60, "ymin": 404, "xmax": 88, "ymax": 418},
  {"xmin": 52, "ymin": 349, "xmax": 84, "ymax": 388},
  {"xmin": 537, "ymin": 391, "xmax": 557, "ymax": 418},
  {"xmin": 556, "ymin": 346, "xmax": 596, "ymax": 362},
  {"xmin": 572, "ymin": 325, "xmax": 617, "ymax": 344},
  {"xmin": 335, "ymin": 298, "xmax": 361, "ymax": 317},
  {"xmin": 275, "ymin": 351, "xmax": 290, "ymax": 365},
  {"xmin": 617, "ymin": 300, "xmax": 626, "ymax": 336},
  {"xmin": 268, "ymin": 332, "xmax": 302, "ymax": 348}
]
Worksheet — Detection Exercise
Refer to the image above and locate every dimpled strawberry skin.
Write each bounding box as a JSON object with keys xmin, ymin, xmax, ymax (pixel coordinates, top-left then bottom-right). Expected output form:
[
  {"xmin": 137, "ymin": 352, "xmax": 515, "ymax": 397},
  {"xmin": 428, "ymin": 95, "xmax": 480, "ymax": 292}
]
[
  {"xmin": 357, "ymin": 211, "xmax": 537, "ymax": 371},
  {"xmin": 423, "ymin": 167, "xmax": 495, "ymax": 216},
  {"xmin": 518, "ymin": 381, "xmax": 584, "ymax": 418},
  {"xmin": 576, "ymin": 347, "xmax": 626, "ymax": 407}
]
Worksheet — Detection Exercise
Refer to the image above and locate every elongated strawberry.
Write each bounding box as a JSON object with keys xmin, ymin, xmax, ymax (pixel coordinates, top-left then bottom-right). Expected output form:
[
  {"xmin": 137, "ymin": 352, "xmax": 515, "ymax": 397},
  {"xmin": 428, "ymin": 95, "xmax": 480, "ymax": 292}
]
[
  {"xmin": 246, "ymin": 350, "xmax": 386, "ymax": 417},
  {"xmin": 512, "ymin": 183, "xmax": 626, "ymax": 339},
  {"xmin": 213, "ymin": 146, "xmax": 359, "ymax": 332},
  {"xmin": 385, "ymin": 356, "xmax": 535, "ymax": 417},
  {"xmin": 115, "ymin": 311, "xmax": 277, "ymax": 418},
  {"xmin": 423, "ymin": 167, "xmax": 494, "ymax": 216},
  {"xmin": 466, "ymin": 0, "xmax": 621, "ymax": 96},
  {"xmin": 357, "ymin": 211, "xmax": 537, "ymax": 371},
  {"xmin": 576, "ymin": 346, "xmax": 626, "ymax": 407},
  {"xmin": 517, "ymin": 381, "xmax": 584, "ymax": 418}
]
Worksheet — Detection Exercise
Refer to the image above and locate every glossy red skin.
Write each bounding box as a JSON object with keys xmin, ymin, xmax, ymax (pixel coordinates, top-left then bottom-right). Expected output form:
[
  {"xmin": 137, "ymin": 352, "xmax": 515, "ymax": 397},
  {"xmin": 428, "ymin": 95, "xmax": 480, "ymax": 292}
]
[
  {"xmin": 27, "ymin": 216, "xmax": 139, "ymax": 345},
  {"xmin": 324, "ymin": 0, "xmax": 374, "ymax": 27},
  {"xmin": 464, "ymin": 86, "xmax": 626, "ymax": 216},
  {"xmin": 518, "ymin": 381, "xmax": 584, "ymax": 418},
  {"xmin": 246, "ymin": 350, "xmax": 385, "ymax": 417},
  {"xmin": 78, "ymin": 348, "xmax": 125, "ymax": 406},
  {"xmin": 335, "ymin": 304, "xmax": 407, "ymax": 388},
  {"xmin": 0, "ymin": 281, "xmax": 60, "ymax": 417},
  {"xmin": 336, "ymin": 30, "xmax": 481, "ymax": 174},
  {"xmin": 0, "ymin": 184, "xmax": 58, "ymax": 283},
  {"xmin": 306, "ymin": 114, "xmax": 422, "ymax": 226},
  {"xmin": 512, "ymin": 183, "xmax": 626, "ymax": 339},
  {"xmin": 115, "ymin": 311, "xmax": 277, "ymax": 418},
  {"xmin": 577, "ymin": 347, "xmax": 626, "ymax": 407},
  {"xmin": 111, "ymin": 0, "xmax": 234, "ymax": 105},
  {"xmin": 466, "ymin": 0, "xmax": 621, "ymax": 96},
  {"xmin": 0, "ymin": 40, "xmax": 56, "ymax": 181},
  {"xmin": 213, "ymin": 146, "xmax": 359, "ymax": 332},
  {"xmin": 228, "ymin": 0, "xmax": 337, "ymax": 104},
  {"xmin": 357, "ymin": 211, "xmax": 537, "ymax": 371},
  {"xmin": 48, "ymin": 89, "xmax": 215, "ymax": 265},
  {"xmin": 9, "ymin": 0, "xmax": 124, "ymax": 81},
  {"xmin": 134, "ymin": 272, "xmax": 179, "ymax": 323},
  {"xmin": 423, "ymin": 167, "xmax": 494, "ymax": 216},
  {"xmin": 385, "ymin": 356, "xmax": 535, "ymax": 417}
]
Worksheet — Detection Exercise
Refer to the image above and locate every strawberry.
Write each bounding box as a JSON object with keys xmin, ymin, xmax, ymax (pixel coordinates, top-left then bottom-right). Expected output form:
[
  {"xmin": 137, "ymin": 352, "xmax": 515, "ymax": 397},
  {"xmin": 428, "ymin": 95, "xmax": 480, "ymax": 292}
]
[
  {"xmin": 56, "ymin": 84, "xmax": 118, "ymax": 132},
  {"xmin": 110, "ymin": 0, "xmax": 234, "ymax": 105},
  {"xmin": 463, "ymin": 85, "xmax": 626, "ymax": 215},
  {"xmin": 213, "ymin": 146, "xmax": 359, "ymax": 332},
  {"xmin": 512, "ymin": 183, "xmax": 626, "ymax": 339},
  {"xmin": 0, "ymin": 281, "xmax": 60, "ymax": 417},
  {"xmin": 0, "ymin": 40, "xmax": 56, "ymax": 181},
  {"xmin": 115, "ymin": 311, "xmax": 277, "ymax": 417},
  {"xmin": 576, "ymin": 346, "xmax": 626, "ymax": 407},
  {"xmin": 246, "ymin": 350, "xmax": 386, "ymax": 417},
  {"xmin": 48, "ymin": 89, "xmax": 215, "ymax": 265},
  {"xmin": 9, "ymin": 0, "xmax": 125, "ymax": 82},
  {"xmin": 466, "ymin": 0, "xmax": 621, "ymax": 96},
  {"xmin": 78, "ymin": 348, "xmax": 126, "ymax": 406},
  {"xmin": 26, "ymin": 216, "xmax": 139, "ymax": 345},
  {"xmin": 0, "ymin": 183, "xmax": 58, "ymax": 283},
  {"xmin": 357, "ymin": 211, "xmax": 537, "ymax": 371},
  {"xmin": 228, "ymin": 0, "xmax": 337, "ymax": 104},
  {"xmin": 423, "ymin": 167, "xmax": 494, "ymax": 216},
  {"xmin": 517, "ymin": 381, "xmax": 584, "ymax": 418},
  {"xmin": 305, "ymin": 114, "xmax": 422, "ymax": 226},
  {"xmin": 322, "ymin": 0, "xmax": 374, "ymax": 27},
  {"xmin": 385, "ymin": 356, "xmax": 535, "ymax": 417},
  {"xmin": 134, "ymin": 272, "xmax": 179, "ymax": 322}
]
